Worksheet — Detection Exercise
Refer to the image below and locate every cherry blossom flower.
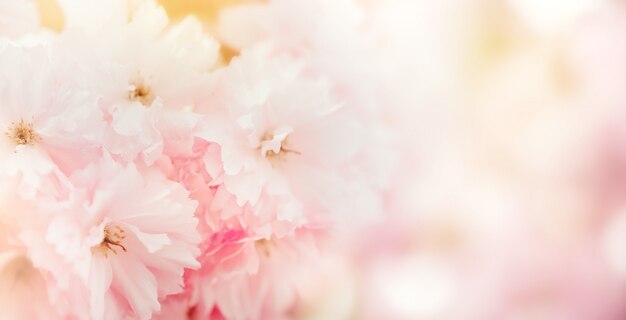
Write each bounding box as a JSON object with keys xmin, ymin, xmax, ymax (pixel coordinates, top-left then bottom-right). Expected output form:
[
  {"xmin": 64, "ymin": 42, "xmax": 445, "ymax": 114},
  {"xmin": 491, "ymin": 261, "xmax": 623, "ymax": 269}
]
[
  {"xmin": 197, "ymin": 47, "xmax": 365, "ymax": 226},
  {"xmin": 19, "ymin": 155, "xmax": 201, "ymax": 320},
  {"xmin": 0, "ymin": 43, "xmax": 104, "ymax": 198},
  {"xmin": 158, "ymin": 227, "xmax": 319, "ymax": 320},
  {"xmin": 56, "ymin": 0, "xmax": 219, "ymax": 165},
  {"xmin": 217, "ymin": 0, "xmax": 395, "ymax": 222}
]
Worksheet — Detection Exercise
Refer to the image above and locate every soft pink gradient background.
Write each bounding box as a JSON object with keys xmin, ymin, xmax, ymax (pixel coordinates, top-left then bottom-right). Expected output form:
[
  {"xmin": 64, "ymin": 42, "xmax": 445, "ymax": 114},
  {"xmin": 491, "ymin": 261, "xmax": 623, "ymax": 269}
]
[{"xmin": 295, "ymin": 1, "xmax": 626, "ymax": 319}]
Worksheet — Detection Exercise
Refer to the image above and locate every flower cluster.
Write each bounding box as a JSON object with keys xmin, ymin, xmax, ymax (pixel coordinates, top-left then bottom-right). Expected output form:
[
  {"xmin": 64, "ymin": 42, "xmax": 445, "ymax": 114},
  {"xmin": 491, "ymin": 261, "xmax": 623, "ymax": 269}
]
[{"xmin": 0, "ymin": 0, "xmax": 393, "ymax": 319}]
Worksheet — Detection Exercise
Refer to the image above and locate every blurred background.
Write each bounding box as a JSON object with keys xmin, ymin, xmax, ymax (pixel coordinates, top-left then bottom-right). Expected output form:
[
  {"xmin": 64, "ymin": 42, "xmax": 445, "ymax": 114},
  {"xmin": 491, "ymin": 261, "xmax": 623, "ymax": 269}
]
[{"xmin": 35, "ymin": 0, "xmax": 626, "ymax": 319}]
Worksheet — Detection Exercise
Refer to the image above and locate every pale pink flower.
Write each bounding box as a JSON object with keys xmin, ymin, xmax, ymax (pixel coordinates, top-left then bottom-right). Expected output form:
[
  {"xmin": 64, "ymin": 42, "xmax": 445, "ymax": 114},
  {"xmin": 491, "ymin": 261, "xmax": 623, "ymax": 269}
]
[
  {"xmin": 56, "ymin": 0, "xmax": 218, "ymax": 164},
  {"xmin": 153, "ymin": 140, "xmax": 325, "ymax": 318},
  {"xmin": 0, "ymin": 44, "xmax": 104, "ymax": 198},
  {"xmin": 176, "ymin": 228, "xmax": 319, "ymax": 320},
  {"xmin": 216, "ymin": 0, "xmax": 385, "ymax": 133},
  {"xmin": 58, "ymin": 0, "xmax": 219, "ymax": 110},
  {"xmin": 19, "ymin": 155, "xmax": 201, "ymax": 320},
  {"xmin": 216, "ymin": 0, "xmax": 381, "ymax": 122},
  {"xmin": 156, "ymin": 138, "xmax": 305, "ymax": 296},
  {"xmin": 198, "ymin": 47, "xmax": 364, "ymax": 227},
  {"xmin": 218, "ymin": 0, "xmax": 365, "ymax": 59},
  {"xmin": 217, "ymin": 0, "xmax": 395, "ymax": 221}
]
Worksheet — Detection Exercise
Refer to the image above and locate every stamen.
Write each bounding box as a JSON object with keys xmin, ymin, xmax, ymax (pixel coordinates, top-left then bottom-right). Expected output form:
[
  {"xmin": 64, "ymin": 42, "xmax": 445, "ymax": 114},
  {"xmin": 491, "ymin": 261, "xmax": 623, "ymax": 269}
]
[
  {"xmin": 260, "ymin": 132, "xmax": 301, "ymax": 161},
  {"xmin": 94, "ymin": 225, "xmax": 127, "ymax": 257},
  {"xmin": 255, "ymin": 239, "xmax": 273, "ymax": 258},
  {"xmin": 267, "ymin": 147, "xmax": 301, "ymax": 157},
  {"xmin": 128, "ymin": 79, "xmax": 155, "ymax": 106},
  {"xmin": 5, "ymin": 119, "xmax": 40, "ymax": 146}
]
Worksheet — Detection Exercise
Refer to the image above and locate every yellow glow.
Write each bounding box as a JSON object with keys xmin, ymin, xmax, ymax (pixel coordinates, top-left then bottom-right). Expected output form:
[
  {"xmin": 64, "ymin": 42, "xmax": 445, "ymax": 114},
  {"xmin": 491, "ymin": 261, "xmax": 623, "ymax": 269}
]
[
  {"xmin": 36, "ymin": 0, "xmax": 261, "ymax": 32},
  {"xmin": 37, "ymin": 0, "xmax": 64, "ymax": 31},
  {"xmin": 157, "ymin": 0, "xmax": 263, "ymax": 21}
]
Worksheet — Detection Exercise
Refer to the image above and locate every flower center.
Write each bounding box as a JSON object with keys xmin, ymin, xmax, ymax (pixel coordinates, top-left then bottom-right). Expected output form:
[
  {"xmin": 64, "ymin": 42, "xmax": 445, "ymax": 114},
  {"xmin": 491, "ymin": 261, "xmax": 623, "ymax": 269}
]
[
  {"xmin": 260, "ymin": 131, "xmax": 301, "ymax": 161},
  {"xmin": 128, "ymin": 79, "xmax": 155, "ymax": 106},
  {"xmin": 254, "ymin": 238, "xmax": 274, "ymax": 258},
  {"xmin": 95, "ymin": 225, "xmax": 127, "ymax": 257},
  {"xmin": 265, "ymin": 145, "xmax": 301, "ymax": 158},
  {"xmin": 5, "ymin": 119, "xmax": 40, "ymax": 145}
]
